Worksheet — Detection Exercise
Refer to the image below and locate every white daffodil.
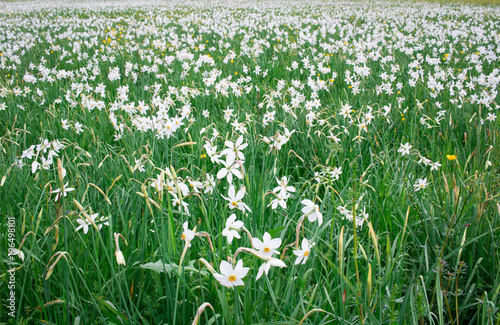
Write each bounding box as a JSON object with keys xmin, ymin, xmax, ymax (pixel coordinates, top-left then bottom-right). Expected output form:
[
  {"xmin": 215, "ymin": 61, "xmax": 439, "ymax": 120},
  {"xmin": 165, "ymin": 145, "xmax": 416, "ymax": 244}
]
[
  {"xmin": 329, "ymin": 167, "xmax": 342, "ymax": 180},
  {"xmin": 301, "ymin": 199, "xmax": 323, "ymax": 225},
  {"xmin": 182, "ymin": 221, "xmax": 195, "ymax": 247},
  {"xmin": 222, "ymin": 185, "xmax": 251, "ymax": 212},
  {"xmin": 171, "ymin": 193, "xmax": 190, "ymax": 216},
  {"xmin": 8, "ymin": 248, "xmax": 24, "ymax": 261},
  {"xmin": 75, "ymin": 213, "xmax": 98, "ymax": 234},
  {"xmin": 220, "ymin": 135, "xmax": 248, "ymax": 162},
  {"xmin": 268, "ymin": 191, "xmax": 290, "ymax": 210},
  {"xmin": 51, "ymin": 182, "xmax": 75, "ymax": 202},
  {"xmin": 222, "ymin": 214, "xmax": 244, "ymax": 244},
  {"xmin": 204, "ymin": 143, "xmax": 222, "ymax": 164},
  {"xmin": 252, "ymin": 232, "xmax": 282, "ymax": 257},
  {"xmin": 414, "ymin": 178, "xmax": 429, "ymax": 191},
  {"xmin": 256, "ymin": 258, "xmax": 287, "ymax": 280},
  {"xmin": 213, "ymin": 260, "xmax": 249, "ymax": 288},
  {"xmin": 203, "ymin": 174, "xmax": 216, "ymax": 194},
  {"xmin": 293, "ymin": 239, "xmax": 314, "ymax": 265},
  {"xmin": 398, "ymin": 142, "xmax": 412, "ymax": 156},
  {"xmin": 430, "ymin": 161, "xmax": 442, "ymax": 171},
  {"xmin": 216, "ymin": 156, "xmax": 243, "ymax": 184},
  {"xmin": 272, "ymin": 176, "xmax": 296, "ymax": 194}
]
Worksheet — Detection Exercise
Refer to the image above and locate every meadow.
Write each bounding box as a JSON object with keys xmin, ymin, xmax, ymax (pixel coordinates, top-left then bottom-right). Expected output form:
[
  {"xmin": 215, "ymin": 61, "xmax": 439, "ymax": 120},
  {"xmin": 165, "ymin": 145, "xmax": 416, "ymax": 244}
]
[{"xmin": 0, "ymin": 0, "xmax": 499, "ymax": 324}]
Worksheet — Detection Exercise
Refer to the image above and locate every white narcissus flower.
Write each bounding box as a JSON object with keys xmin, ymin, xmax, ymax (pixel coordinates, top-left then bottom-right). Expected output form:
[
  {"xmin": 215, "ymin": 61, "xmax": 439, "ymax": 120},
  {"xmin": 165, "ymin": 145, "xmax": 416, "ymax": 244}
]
[
  {"xmin": 203, "ymin": 174, "xmax": 216, "ymax": 194},
  {"xmin": 51, "ymin": 182, "xmax": 75, "ymax": 202},
  {"xmin": 329, "ymin": 167, "xmax": 342, "ymax": 180},
  {"xmin": 398, "ymin": 142, "xmax": 412, "ymax": 156},
  {"xmin": 256, "ymin": 258, "xmax": 287, "ymax": 280},
  {"xmin": 213, "ymin": 260, "xmax": 249, "ymax": 288},
  {"xmin": 188, "ymin": 179, "xmax": 203, "ymax": 193},
  {"xmin": 273, "ymin": 176, "xmax": 296, "ymax": 195},
  {"xmin": 31, "ymin": 161, "xmax": 40, "ymax": 174},
  {"xmin": 414, "ymin": 178, "xmax": 429, "ymax": 191},
  {"xmin": 430, "ymin": 161, "xmax": 442, "ymax": 171},
  {"xmin": 301, "ymin": 199, "xmax": 323, "ymax": 225},
  {"xmin": 268, "ymin": 191, "xmax": 289, "ymax": 210},
  {"xmin": 182, "ymin": 221, "xmax": 195, "ymax": 247},
  {"xmin": 222, "ymin": 214, "xmax": 244, "ymax": 244},
  {"xmin": 222, "ymin": 185, "xmax": 251, "ymax": 212},
  {"xmin": 204, "ymin": 143, "xmax": 222, "ymax": 164},
  {"xmin": 293, "ymin": 239, "xmax": 314, "ymax": 265},
  {"xmin": 171, "ymin": 193, "xmax": 190, "ymax": 216},
  {"xmin": 75, "ymin": 213, "xmax": 98, "ymax": 234},
  {"xmin": 252, "ymin": 232, "xmax": 282, "ymax": 257},
  {"xmin": 216, "ymin": 156, "xmax": 243, "ymax": 184},
  {"xmin": 220, "ymin": 135, "xmax": 248, "ymax": 162},
  {"xmin": 8, "ymin": 248, "xmax": 24, "ymax": 261}
]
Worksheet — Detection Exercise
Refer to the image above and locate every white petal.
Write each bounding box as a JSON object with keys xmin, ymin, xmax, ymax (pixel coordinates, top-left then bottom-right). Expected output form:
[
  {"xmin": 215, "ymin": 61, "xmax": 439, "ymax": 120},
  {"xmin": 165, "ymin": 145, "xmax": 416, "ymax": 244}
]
[
  {"xmin": 220, "ymin": 261, "xmax": 233, "ymax": 276},
  {"xmin": 235, "ymin": 187, "xmax": 246, "ymax": 201},
  {"xmin": 301, "ymin": 199, "xmax": 314, "ymax": 206},
  {"xmin": 217, "ymin": 168, "xmax": 228, "ymax": 180},
  {"xmin": 231, "ymin": 169, "xmax": 243, "ymax": 179}
]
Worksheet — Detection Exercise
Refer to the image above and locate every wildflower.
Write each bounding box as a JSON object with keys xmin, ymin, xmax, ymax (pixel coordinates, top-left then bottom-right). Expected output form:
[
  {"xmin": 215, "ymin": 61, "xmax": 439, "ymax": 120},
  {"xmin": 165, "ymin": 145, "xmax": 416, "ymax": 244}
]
[
  {"xmin": 8, "ymin": 248, "xmax": 24, "ymax": 261},
  {"xmin": 203, "ymin": 174, "xmax": 216, "ymax": 194},
  {"xmin": 268, "ymin": 191, "xmax": 290, "ymax": 209},
  {"xmin": 339, "ymin": 103, "xmax": 352, "ymax": 119},
  {"xmin": 222, "ymin": 185, "xmax": 251, "ymax": 212},
  {"xmin": 51, "ymin": 182, "xmax": 75, "ymax": 202},
  {"xmin": 398, "ymin": 142, "xmax": 412, "ymax": 156},
  {"xmin": 217, "ymin": 156, "xmax": 243, "ymax": 184},
  {"xmin": 329, "ymin": 167, "xmax": 342, "ymax": 180},
  {"xmin": 414, "ymin": 178, "xmax": 429, "ymax": 191},
  {"xmin": 74, "ymin": 122, "xmax": 84, "ymax": 134},
  {"xmin": 273, "ymin": 176, "xmax": 296, "ymax": 195},
  {"xmin": 75, "ymin": 213, "xmax": 98, "ymax": 234},
  {"xmin": 222, "ymin": 214, "xmax": 244, "ymax": 244},
  {"xmin": 221, "ymin": 135, "xmax": 248, "ymax": 162},
  {"xmin": 213, "ymin": 260, "xmax": 249, "ymax": 288},
  {"xmin": 134, "ymin": 159, "xmax": 145, "ymax": 173},
  {"xmin": 61, "ymin": 119, "xmax": 70, "ymax": 130},
  {"xmin": 182, "ymin": 221, "xmax": 195, "ymax": 247},
  {"xmin": 188, "ymin": 179, "xmax": 204, "ymax": 193},
  {"xmin": 204, "ymin": 143, "xmax": 222, "ymax": 164},
  {"xmin": 337, "ymin": 205, "xmax": 353, "ymax": 219},
  {"xmin": 293, "ymin": 239, "xmax": 314, "ymax": 265},
  {"xmin": 301, "ymin": 199, "xmax": 323, "ymax": 225},
  {"xmin": 252, "ymin": 232, "xmax": 281, "ymax": 257},
  {"xmin": 447, "ymin": 155, "xmax": 457, "ymax": 160},
  {"xmin": 171, "ymin": 193, "xmax": 190, "ymax": 216},
  {"xmin": 256, "ymin": 258, "xmax": 286, "ymax": 280},
  {"xmin": 430, "ymin": 161, "xmax": 442, "ymax": 171}
]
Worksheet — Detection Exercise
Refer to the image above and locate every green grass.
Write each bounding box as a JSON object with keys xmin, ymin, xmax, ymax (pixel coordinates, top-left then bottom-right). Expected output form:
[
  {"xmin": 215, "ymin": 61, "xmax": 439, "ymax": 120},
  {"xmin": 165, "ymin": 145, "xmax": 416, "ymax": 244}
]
[{"xmin": 0, "ymin": 0, "xmax": 499, "ymax": 324}]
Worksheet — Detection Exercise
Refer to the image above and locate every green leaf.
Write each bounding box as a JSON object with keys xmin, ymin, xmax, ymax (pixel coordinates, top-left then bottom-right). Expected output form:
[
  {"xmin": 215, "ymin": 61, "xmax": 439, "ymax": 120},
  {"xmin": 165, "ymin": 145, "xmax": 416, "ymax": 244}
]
[
  {"xmin": 139, "ymin": 260, "xmax": 200, "ymax": 275},
  {"xmin": 267, "ymin": 226, "xmax": 286, "ymax": 238}
]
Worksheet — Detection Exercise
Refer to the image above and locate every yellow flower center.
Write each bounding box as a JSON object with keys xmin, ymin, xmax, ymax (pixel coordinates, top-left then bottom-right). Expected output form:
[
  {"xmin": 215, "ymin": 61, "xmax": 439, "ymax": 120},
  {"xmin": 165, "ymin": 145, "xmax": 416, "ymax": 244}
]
[
  {"xmin": 264, "ymin": 247, "xmax": 270, "ymax": 253},
  {"xmin": 304, "ymin": 251, "xmax": 309, "ymax": 257},
  {"xmin": 228, "ymin": 275, "xmax": 237, "ymax": 282},
  {"xmin": 231, "ymin": 201, "xmax": 238, "ymax": 206},
  {"xmin": 182, "ymin": 234, "xmax": 186, "ymax": 240}
]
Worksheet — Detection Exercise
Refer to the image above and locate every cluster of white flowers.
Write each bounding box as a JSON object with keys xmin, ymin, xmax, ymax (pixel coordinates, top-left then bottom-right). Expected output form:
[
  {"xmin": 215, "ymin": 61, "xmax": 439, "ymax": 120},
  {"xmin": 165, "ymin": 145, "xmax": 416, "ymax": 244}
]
[{"xmin": 19, "ymin": 138, "xmax": 64, "ymax": 174}]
